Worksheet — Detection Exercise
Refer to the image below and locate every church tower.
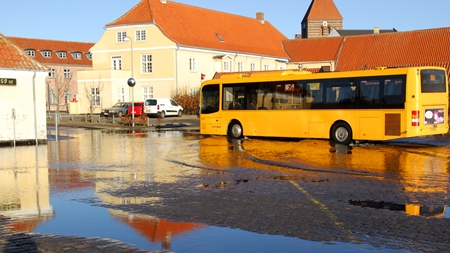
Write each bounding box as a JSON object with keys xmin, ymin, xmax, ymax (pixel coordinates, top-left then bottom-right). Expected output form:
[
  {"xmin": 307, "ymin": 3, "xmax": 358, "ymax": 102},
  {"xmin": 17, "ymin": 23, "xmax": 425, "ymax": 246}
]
[{"xmin": 301, "ymin": 0, "xmax": 343, "ymax": 39}]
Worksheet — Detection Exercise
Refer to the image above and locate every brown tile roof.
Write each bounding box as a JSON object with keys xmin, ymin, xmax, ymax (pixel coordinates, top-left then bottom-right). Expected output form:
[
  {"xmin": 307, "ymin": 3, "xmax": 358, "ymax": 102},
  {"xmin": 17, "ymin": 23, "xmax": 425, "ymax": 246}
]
[
  {"xmin": 106, "ymin": 0, "xmax": 289, "ymax": 58},
  {"xmin": 0, "ymin": 34, "xmax": 47, "ymax": 70},
  {"xmin": 283, "ymin": 36, "xmax": 344, "ymax": 62},
  {"xmin": 302, "ymin": 0, "xmax": 342, "ymax": 22},
  {"xmin": 7, "ymin": 37, "xmax": 94, "ymax": 66}
]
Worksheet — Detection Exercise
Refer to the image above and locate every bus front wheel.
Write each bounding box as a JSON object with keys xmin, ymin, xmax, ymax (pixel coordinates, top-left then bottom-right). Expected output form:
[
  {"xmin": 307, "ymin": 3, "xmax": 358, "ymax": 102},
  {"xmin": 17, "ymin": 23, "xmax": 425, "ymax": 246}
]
[
  {"xmin": 228, "ymin": 121, "xmax": 243, "ymax": 139},
  {"xmin": 330, "ymin": 122, "xmax": 352, "ymax": 145}
]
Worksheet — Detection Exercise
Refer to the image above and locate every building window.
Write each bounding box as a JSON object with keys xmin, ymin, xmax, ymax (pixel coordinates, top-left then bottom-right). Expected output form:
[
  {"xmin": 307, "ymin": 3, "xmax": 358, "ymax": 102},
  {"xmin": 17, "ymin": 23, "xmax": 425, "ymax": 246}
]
[
  {"xmin": 141, "ymin": 54, "xmax": 152, "ymax": 74},
  {"xmin": 250, "ymin": 63, "xmax": 256, "ymax": 71},
  {"xmin": 85, "ymin": 52, "xmax": 92, "ymax": 60},
  {"xmin": 223, "ymin": 61, "xmax": 231, "ymax": 72},
  {"xmin": 136, "ymin": 30, "xmax": 146, "ymax": 41},
  {"xmin": 57, "ymin": 51, "xmax": 67, "ymax": 59},
  {"xmin": 117, "ymin": 32, "xmax": 127, "ymax": 42},
  {"xmin": 112, "ymin": 56, "xmax": 122, "ymax": 70},
  {"xmin": 118, "ymin": 87, "xmax": 126, "ymax": 102},
  {"xmin": 26, "ymin": 50, "xmax": 36, "ymax": 57},
  {"xmin": 64, "ymin": 89, "xmax": 71, "ymax": 104},
  {"xmin": 91, "ymin": 87, "xmax": 100, "ymax": 107},
  {"xmin": 49, "ymin": 88, "xmax": 56, "ymax": 104},
  {"xmin": 142, "ymin": 86, "xmax": 153, "ymax": 100},
  {"xmin": 72, "ymin": 52, "xmax": 82, "ymax": 60},
  {"xmin": 64, "ymin": 69, "xmax": 71, "ymax": 79},
  {"xmin": 48, "ymin": 68, "xmax": 55, "ymax": 78},
  {"xmin": 237, "ymin": 62, "xmax": 244, "ymax": 72},
  {"xmin": 264, "ymin": 64, "xmax": 270, "ymax": 71},
  {"xmin": 189, "ymin": 58, "xmax": 196, "ymax": 72},
  {"xmin": 42, "ymin": 51, "xmax": 52, "ymax": 58}
]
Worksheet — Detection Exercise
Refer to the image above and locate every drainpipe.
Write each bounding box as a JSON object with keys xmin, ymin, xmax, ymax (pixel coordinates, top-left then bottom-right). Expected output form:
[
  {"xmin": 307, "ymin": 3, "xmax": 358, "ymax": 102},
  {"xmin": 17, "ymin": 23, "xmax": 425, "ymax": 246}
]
[
  {"xmin": 32, "ymin": 71, "xmax": 38, "ymax": 146},
  {"xmin": 175, "ymin": 45, "xmax": 179, "ymax": 95}
]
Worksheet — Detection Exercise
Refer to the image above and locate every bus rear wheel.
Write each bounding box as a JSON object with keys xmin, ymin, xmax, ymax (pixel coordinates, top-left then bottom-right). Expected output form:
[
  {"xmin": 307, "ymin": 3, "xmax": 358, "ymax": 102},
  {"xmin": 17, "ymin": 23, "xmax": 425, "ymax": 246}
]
[
  {"xmin": 331, "ymin": 122, "xmax": 352, "ymax": 145},
  {"xmin": 228, "ymin": 121, "xmax": 243, "ymax": 139}
]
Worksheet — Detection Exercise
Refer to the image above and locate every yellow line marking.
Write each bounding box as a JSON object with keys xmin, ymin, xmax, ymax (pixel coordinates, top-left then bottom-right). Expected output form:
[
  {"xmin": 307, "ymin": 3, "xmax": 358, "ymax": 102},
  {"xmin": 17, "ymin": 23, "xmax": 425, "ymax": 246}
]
[{"xmin": 289, "ymin": 180, "xmax": 360, "ymax": 243}]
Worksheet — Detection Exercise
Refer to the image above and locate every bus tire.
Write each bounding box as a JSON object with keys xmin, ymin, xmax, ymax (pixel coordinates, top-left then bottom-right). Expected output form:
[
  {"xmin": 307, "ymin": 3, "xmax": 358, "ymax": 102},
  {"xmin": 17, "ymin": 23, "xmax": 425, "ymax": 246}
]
[
  {"xmin": 330, "ymin": 122, "xmax": 352, "ymax": 145},
  {"xmin": 228, "ymin": 121, "xmax": 243, "ymax": 139}
]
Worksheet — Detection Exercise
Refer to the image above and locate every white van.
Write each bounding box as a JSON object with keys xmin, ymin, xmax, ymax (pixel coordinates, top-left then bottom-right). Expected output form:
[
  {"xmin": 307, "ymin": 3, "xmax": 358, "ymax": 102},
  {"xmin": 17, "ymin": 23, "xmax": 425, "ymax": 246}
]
[{"xmin": 144, "ymin": 98, "xmax": 183, "ymax": 118}]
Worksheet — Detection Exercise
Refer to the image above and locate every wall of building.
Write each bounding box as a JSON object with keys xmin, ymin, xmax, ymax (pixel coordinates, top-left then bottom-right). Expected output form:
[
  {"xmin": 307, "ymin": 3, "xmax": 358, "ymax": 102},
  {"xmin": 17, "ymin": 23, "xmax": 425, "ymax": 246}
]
[{"xmin": 0, "ymin": 70, "xmax": 47, "ymax": 144}]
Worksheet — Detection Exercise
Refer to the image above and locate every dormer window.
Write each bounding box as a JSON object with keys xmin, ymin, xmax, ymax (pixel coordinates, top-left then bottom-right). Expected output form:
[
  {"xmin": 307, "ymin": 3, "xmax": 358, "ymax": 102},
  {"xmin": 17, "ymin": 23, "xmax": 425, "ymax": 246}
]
[
  {"xmin": 215, "ymin": 33, "xmax": 224, "ymax": 42},
  {"xmin": 26, "ymin": 49, "xmax": 36, "ymax": 57},
  {"xmin": 71, "ymin": 52, "xmax": 82, "ymax": 60},
  {"xmin": 85, "ymin": 52, "xmax": 92, "ymax": 61},
  {"xmin": 41, "ymin": 50, "xmax": 52, "ymax": 58},
  {"xmin": 57, "ymin": 51, "xmax": 67, "ymax": 59}
]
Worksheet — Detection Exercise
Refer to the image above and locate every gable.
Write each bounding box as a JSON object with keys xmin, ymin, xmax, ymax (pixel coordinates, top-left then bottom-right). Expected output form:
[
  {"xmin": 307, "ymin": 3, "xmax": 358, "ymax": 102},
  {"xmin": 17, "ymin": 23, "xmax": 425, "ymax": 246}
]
[{"xmin": 302, "ymin": 0, "xmax": 342, "ymax": 22}]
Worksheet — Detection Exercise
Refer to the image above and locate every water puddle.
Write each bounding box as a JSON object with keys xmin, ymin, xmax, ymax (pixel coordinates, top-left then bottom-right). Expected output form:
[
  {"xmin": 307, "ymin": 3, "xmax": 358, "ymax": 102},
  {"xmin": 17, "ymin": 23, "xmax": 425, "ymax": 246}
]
[{"xmin": 349, "ymin": 200, "xmax": 449, "ymax": 218}]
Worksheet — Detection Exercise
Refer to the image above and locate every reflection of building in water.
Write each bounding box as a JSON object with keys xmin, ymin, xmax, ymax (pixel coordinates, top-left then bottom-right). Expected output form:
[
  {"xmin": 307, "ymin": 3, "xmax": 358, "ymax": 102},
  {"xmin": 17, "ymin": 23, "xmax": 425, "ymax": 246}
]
[
  {"xmin": 110, "ymin": 210, "xmax": 205, "ymax": 250},
  {"xmin": 0, "ymin": 146, "xmax": 54, "ymax": 232}
]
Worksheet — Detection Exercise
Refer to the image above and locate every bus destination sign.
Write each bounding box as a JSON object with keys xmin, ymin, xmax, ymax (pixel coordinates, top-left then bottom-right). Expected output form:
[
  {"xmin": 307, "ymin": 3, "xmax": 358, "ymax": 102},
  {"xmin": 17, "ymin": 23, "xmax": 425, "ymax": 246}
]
[{"xmin": 0, "ymin": 78, "xmax": 17, "ymax": 85}]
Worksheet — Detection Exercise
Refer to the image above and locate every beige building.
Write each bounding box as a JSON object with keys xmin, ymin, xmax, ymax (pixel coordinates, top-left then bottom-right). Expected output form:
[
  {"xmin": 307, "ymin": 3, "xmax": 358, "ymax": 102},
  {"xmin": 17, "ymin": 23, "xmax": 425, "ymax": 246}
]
[{"xmin": 76, "ymin": 0, "xmax": 290, "ymax": 114}]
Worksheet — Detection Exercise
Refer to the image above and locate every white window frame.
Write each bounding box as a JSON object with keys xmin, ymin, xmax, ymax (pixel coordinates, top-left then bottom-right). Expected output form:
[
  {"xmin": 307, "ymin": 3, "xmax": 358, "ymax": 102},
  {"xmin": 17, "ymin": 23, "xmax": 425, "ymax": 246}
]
[
  {"xmin": 117, "ymin": 32, "xmax": 127, "ymax": 42},
  {"xmin": 250, "ymin": 63, "xmax": 256, "ymax": 71},
  {"xmin": 264, "ymin": 64, "xmax": 270, "ymax": 71},
  {"xmin": 189, "ymin": 58, "xmax": 196, "ymax": 72},
  {"xmin": 111, "ymin": 56, "xmax": 122, "ymax": 70},
  {"xmin": 63, "ymin": 69, "xmax": 71, "ymax": 79},
  {"xmin": 85, "ymin": 53, "xmax": 92, "ymax": 60},
  {"xmin": 91, "ymin": 87, "xmax": 100, "ymax": 107},
  {"xmin": 48, "ymin": 68, "xmax": 55, "ymax": 78},
  {"xmin": 49, "ymin": 88, "xmax": 56, "ymax": 104},
  {"xmin": 237, "ymin": 62, "xmax": 244, "ymax": 72},
  {"xmin": 118, "ymin": 87, "xmax": 126, "ymax": 102},
  {"xmin": 42, "ymin": 51, "xmax": 52, "ymax": 58},
  {"xmin": 27, "ymin": 50, "xmax": 36, "ymax": 57},
  {"xmin": 72, "ymin": 52, "xmax": 82, "ymax": 60},
  {"xmin": 142, "ymin": 86, "xmax": 153, "ymax": 100},
  {"xmin": 141, "ymin": 54, "xmax": 152, "ymax": 74},
  {"xmin": 136, "ymin": 30, "xmax": 146, "ymax": 41},
  {"xmin": 57, "ymin": 52, "xmax": 67, "ymax": 59},
  {"xmin": 223, "ymin": 60, "xmax": 231, "ymax": 72}
]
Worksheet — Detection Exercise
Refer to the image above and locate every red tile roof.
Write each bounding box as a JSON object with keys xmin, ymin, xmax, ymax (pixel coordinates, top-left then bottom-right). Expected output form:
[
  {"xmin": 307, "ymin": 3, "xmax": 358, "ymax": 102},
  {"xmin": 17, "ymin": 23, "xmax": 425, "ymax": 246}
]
[
  {"xmin": 106, "ymin": 0, "xmax": 289, "ymax": 58},
  {"xmin": 302, "ymin": 0, "xmax": 342, "ymax": 22},
  {"xmin": 336, "ymin": 27, "xmax": 450, "ymax": 71},
  {"xmin": 284, "ymin": 27, "xmax": 450, "ymax": 78},
  {"xmin": 7, "ymin": 37, "xmax": 94, "ymax": 66},
  {"xmin": 283, "ymin": 36, "xmax": 344, "ymax": 62},
  {"xmin": 0, "ymin": 34, "xmax": 47, "ymax": 70}
]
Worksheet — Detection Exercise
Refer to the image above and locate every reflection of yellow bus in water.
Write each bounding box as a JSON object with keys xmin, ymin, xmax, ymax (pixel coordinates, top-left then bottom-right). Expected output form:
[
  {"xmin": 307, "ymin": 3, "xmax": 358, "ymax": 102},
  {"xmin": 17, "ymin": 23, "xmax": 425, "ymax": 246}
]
[{"xmin": 199, "ymin": 67, "xmax": 448, "ymax": 144}]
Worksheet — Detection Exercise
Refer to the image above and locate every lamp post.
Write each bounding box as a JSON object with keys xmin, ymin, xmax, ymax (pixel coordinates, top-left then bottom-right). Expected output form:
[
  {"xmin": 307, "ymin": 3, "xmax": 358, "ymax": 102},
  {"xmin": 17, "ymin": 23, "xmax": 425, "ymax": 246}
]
[{"xmin": 124, "ymin": 35, "xmax": 135, "ymax": 127}]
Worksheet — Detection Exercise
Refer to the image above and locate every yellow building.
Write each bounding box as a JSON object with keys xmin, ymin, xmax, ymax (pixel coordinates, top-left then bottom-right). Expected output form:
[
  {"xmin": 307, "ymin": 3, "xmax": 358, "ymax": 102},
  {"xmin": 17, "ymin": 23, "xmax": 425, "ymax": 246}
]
[{"xmin": 76, "ymin": 0, "xmax": 290, "ymax": 114}]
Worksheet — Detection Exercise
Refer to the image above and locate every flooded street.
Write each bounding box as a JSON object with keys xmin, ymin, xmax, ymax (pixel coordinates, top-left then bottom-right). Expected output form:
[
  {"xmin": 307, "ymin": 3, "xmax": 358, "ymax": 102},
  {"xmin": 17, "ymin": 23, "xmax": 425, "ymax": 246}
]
[{"xmin": 1, "ymin": 127, "xmax": 449, "ymax": 252}]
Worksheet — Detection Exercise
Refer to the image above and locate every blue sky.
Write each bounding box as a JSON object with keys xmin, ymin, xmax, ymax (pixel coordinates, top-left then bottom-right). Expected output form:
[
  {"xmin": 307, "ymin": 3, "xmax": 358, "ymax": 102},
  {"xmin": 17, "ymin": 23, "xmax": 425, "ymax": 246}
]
[{"xmin": 1, "ymin": 0, "xmax": 449, "ymax": 42}]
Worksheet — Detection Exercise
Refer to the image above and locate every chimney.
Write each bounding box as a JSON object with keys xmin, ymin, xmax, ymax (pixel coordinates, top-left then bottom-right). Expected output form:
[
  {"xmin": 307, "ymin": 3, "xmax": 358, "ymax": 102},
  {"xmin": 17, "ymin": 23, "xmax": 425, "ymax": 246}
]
[
  {"xmin": 374, "ymin": 27, "xmax": 380, "ymax": 34},
  {"xmin": 161, "ymin": 0, "xmax": 167, "ymax": 4},
  {"xmin": 256, "ymin": 12, "xmax": 265, "ymax": 24}
]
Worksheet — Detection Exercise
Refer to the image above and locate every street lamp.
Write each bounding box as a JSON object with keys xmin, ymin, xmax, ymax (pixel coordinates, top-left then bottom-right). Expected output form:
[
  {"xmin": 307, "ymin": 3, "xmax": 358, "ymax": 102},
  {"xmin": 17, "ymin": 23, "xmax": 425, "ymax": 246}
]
[{"xmin": 124, "ymin": 35, "xmax": 135, "ymax": 127}]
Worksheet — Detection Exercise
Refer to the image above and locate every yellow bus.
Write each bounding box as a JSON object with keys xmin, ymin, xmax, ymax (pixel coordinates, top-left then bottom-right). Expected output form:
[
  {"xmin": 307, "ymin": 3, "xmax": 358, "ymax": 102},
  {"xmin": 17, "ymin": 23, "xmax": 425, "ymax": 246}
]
[{"xmin": 199, "ymin": 67, "xmax": 449, "ymax": 144}]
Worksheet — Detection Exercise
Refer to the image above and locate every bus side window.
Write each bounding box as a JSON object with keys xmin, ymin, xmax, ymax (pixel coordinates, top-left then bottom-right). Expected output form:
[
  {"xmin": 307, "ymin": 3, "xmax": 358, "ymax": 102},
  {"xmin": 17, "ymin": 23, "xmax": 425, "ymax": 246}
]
[{"xmin": 382, "ymin": 77, "xmax": 405, "ymax": 108}]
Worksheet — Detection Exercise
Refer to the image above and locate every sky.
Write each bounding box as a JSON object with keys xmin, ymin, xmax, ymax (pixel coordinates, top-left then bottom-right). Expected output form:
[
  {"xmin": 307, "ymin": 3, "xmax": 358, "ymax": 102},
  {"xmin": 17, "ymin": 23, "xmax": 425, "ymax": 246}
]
[{"xmin": 1, "ymin": 0, "xmax": 450, "ymax": 42}]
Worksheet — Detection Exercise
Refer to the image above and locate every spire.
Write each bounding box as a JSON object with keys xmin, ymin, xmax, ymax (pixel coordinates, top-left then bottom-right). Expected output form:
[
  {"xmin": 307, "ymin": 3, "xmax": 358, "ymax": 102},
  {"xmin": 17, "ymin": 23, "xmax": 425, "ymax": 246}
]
[{"xmin": 301, "ymin": 0, "xmax": 343, "ymax": 39}]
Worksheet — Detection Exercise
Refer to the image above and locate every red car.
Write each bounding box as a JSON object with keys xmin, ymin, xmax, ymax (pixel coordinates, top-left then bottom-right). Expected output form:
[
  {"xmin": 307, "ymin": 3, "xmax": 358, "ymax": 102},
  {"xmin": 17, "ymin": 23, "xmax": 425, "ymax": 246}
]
[{"xmin": 127, "ymin": 102, "xmax": 144, "ymax": 117}]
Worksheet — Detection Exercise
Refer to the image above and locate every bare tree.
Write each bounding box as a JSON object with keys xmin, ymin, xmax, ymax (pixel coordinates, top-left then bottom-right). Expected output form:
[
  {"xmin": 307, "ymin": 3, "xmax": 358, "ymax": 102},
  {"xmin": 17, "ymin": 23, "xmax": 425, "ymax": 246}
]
[
  {"xmin": 83, "ymin": 77, "xmax": 104, "ymax": 122},
  {"xmin": 48, "ymin": 67, "xmax": 73, "ymax": 114}
]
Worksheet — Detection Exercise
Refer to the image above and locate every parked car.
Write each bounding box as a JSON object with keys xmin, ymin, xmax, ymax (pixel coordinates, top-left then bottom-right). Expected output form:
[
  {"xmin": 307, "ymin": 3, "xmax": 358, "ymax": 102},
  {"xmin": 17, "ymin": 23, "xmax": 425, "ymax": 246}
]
[
  {"xmin": 144, "ymin": 98, "xmax": 183, "ymax": 118},
  {"xmin": 127, "ymin": 102, "xmax": 145, "ymax": 117},
  {"xmin": 101, "ymin": 102, "xmax": 130, "ymax": 117}
]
